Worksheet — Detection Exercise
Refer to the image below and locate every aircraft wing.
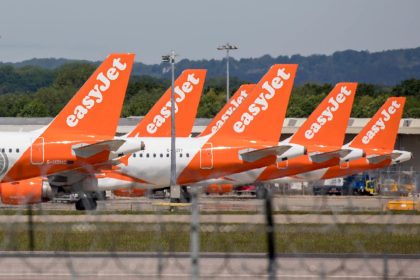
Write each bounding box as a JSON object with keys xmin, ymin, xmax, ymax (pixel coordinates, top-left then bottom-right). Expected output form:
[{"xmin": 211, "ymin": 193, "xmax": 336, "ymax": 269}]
[
  {"xmin": 46, "ymin": 160, "xmax": 121, "ymax": 187},
  {"xmin": 310, "ymin": 148, "xmax": 364, "ymax": 163},
  {"xmin": 309, "ymin": 150, "xmax": 343, "ymax": 163}
]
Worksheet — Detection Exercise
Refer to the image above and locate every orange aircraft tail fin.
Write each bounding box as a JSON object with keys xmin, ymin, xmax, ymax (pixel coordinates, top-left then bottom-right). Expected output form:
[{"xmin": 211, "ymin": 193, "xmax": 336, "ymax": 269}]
[
  {"xmin": 290, "ymin": 82, "xmax": 357, "ymax": 147},
  {"xmin": 200, "ymin": 84, "xmax": 255, "ymax": 136},
  {"xmin": 350, "ymin": 97, "xmax": 406, "ymax": 151},
  {"xmin": 43, "ymin": 53, "xmax": 135, "ymax": 139},
  {"xmin": 128, "ymin": 69, "xmax": 207, "ymax": 137},
  {"xmin": 212, "ymin": 64, "xmax": 298, "ymax": 142}
]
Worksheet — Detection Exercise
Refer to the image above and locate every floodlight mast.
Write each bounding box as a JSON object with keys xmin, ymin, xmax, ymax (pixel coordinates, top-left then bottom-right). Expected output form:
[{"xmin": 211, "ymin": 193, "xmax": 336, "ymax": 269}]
[
  {"xmin": 161, "ymin": 51, "xmax": 177, "ymax": 188},
  {"xmin": 217, "ymin": 43, "xmax": 238, "ymax": 103}
]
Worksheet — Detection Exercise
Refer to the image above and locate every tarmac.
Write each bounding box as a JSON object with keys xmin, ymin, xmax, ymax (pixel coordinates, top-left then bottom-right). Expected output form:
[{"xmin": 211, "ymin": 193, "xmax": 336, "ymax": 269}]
[
  {"xmin": 2, "ymin": 194, "xmax": 415, "ymax": 213},
  {"xmin": 0, "ymin": 252, "xmax": 418, "ymax": 279}
]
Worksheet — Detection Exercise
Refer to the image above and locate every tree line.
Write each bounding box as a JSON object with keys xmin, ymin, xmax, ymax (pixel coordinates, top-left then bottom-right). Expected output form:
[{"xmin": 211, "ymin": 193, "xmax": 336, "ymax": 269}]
[
  {"xmin": 0, "ymin": 63, "xmax": 419, "ymax": 118},
  {"xmin": 4, "ymin": 47, "xmax": 420, "ymax": 86}
]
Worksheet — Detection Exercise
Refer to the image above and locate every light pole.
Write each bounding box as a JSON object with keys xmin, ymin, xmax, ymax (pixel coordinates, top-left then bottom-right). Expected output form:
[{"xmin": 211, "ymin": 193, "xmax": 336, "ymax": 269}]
[
  {"xmin": 162, "ymin": 51, "xmax": 178, "ymax": 199},
  {"xmin": 217, "ymin": 43, "xmax": 238, "ymax": 103}
]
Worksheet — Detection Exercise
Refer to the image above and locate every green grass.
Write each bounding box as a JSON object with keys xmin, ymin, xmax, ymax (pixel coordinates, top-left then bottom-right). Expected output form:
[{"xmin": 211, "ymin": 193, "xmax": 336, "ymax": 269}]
[{"xmin": 1, "ymin": 223, "xmax": 420, "ymax": 253}]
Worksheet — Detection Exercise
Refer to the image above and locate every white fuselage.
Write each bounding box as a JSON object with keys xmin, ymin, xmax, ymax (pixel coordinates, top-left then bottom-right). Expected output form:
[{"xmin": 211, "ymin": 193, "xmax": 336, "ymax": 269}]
[
  {"xmin": 96, "ymin": 136, "xmax": 307, "ymax": 191},
  {"xmin": 98, "ymin": 136, "xmax": 210, "ymax": 190},
  {"xmin": 0, "ymin": 128, "xmax": 45, "ymax": 181}
]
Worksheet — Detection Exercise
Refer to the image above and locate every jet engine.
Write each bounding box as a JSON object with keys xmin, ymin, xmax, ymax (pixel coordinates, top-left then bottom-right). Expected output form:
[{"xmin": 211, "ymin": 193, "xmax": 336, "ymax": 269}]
[
  {"xmin": 1, "ymin": 177, "xmax": 53, "ymax": 205},
  {"xmin": 205, "ymin": 184, "xmax": 233, "ymax": 195},
  {"xmin": 112, "ymin": 187, "xmax": 146, "ymax": 197}
]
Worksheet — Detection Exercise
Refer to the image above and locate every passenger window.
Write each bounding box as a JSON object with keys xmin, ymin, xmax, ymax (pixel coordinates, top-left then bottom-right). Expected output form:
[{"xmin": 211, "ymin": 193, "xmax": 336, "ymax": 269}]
[
  {"xmin": 146, "ymin": 153, "xmax": 149, "ymax": 158},
  {"xmin": 16, "ymin": 149, "xmax": 19, "ymax": 153},
  {"xmin": 133, "ymin": 153, "xmax": 136, "ymax": 158},
  {"xmin": 140, "ymin": 153, "xmax": 143, "ymax": 158},
  {"xmin": 166, "ymin": 154, "xmax": 169, "ymax": 158},
  {"xmin": 160, "ymin": 154, "xmax": 163, "ymax": 158},
  {"xmin": 180, "ymin": 153, "xmax": 183, "ymax": 158},
  {"xmin": 153, "ymin": 153, "xmax": 156, "ymax": 158},
  {"xmin": 186, "ymin": 153, "xmax": 189, "ymax": 158},
  {"xmin": 8, "ymin": 149, "xmax": 12, "ymax": 153},
  {"xmin": 1, "ymin": 149, "xmax": 4, "ymax": 153}
]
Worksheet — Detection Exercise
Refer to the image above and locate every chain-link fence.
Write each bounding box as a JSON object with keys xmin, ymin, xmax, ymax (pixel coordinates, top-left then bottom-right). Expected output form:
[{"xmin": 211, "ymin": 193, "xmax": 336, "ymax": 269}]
[{"xmin": 0, "ymin": 172, "xmax": 420, "ymax": 279}]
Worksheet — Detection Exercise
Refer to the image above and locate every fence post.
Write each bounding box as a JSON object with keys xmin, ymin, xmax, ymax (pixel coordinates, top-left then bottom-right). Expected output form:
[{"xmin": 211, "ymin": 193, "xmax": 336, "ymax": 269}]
[
  {"xmin": 190, "ymin": 187, "xmax": 200, "ymax": 280},
  {"xmin": 27, "ymin": 205, "xmax": 34, "ymax": 251},
  {"xmin": 383, "ymin": 254, "xmax": 389, "ymax": 280},
  {"xmin": 264, "ymin": 185, "xmax": 276, "ymax": 279}
]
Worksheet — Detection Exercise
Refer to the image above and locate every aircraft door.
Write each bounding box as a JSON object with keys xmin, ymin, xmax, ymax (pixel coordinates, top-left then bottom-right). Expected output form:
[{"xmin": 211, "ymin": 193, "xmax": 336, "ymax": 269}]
[
  {"xmin": 200, "ymin": 143, "xmax": 213, "ymax": 169},
  {"xmin": 31, "ymin": 137, "xmax": 44, "ymax": 165}
]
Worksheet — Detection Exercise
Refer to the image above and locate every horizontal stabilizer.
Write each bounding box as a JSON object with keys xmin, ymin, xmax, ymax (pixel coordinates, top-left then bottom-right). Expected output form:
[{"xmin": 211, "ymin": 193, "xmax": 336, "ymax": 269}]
[
  {"xmin": 367, "ymin": 154, "xmax": 393, "ymax": 164},
  {"xmin": 310, "ymin": 149, "xmax": 343, "ymax": 163},
  {"xmin": 310, "ymin": 148, "xmax": 363, "ymax": 163},
  {"xmin": 72, "ymin": 139, "xmax": 126, "ymax": 158},
  {"xmin": 239, "ymin": 145, "xmax": 300, "ymax": 163},
  {"xmin": 368, "ymin": 151, "xmax": 408, "ymax": 164}
]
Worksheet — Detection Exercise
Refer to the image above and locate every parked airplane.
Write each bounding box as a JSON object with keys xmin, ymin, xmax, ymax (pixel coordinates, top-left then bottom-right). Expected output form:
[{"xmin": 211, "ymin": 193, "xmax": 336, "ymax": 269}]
[
  {"xmin": 193, "ymin": 82, "xmax": 362, "ymax": 188},
  {"xmin": 112, "ymin": 83, "xmax": 255, "ymax": 197},
  {"xmin": 112, "ymin": 69, "xmax": 207, "ymax": 197},
  {"xmin": 0, "ymin": 53, "xmax": 142, "ymax": 206},
  {"xmin": 290, "ymin": 97, "xmax": 411, "ymax": 181},
  {"xmin": 127, "ymin": 69, "xmax": 207, "ymax": 138},
  {"xmin": 95, "ymin": 64, "xmax": 307, "ymax": 204},
  {"xmin": 199, "ymin": 84, "xmax": 256, "ymax": 136}
]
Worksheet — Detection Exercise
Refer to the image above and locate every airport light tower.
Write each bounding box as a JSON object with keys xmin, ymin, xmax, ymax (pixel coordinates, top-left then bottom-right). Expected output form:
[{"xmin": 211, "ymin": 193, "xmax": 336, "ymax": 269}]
[
  {"xmin": 162, "ymin": 51, "xmax": 178, "ymax": 199},
  {"xmin": 217, "ymin": 43, "xmax": 238, "ymax": 103}
]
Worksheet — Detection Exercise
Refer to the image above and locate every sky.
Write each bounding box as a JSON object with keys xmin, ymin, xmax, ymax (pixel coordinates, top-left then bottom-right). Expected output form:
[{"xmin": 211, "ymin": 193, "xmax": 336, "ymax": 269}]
[{"xmin": 1, "ymin": 0, "xmax": 420, "ymax": 64}]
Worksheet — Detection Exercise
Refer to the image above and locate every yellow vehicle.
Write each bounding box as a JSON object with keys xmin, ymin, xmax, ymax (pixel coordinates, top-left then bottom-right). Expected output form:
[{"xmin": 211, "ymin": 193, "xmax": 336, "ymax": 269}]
[{"xmin": 364, "ymin": 179, "xmax": 376, "ymax": 195}]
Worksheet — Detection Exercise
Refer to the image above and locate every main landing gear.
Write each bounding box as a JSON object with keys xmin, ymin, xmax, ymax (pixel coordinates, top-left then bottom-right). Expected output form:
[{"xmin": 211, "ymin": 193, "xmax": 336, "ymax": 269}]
[
  {"xmin": 75, "ymin": 193, "xmax": 97, "ymax": 211},
  {"xmin": 170, "ymin": 185, "xmax": 191, "ymax": 203}
]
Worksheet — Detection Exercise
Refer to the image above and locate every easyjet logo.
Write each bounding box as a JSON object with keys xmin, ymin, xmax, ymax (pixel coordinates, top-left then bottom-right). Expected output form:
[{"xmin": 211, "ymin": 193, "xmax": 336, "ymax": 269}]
[
  {"xmin": 304, "ymin": 86, "xmax": 352, "ymax": 139},
  {"xmin": 146, "ymin": 74, "xmax": 200, "ymax": 134},
  {"xmin": 66, "ymin": 58, "xmax": 127, "ymax": 127},
  {"xmin": 233, "ymin": 68, "xmax": 290, "ymax": 133},
  {"xmin": 361, "ymin": 100, "xmax": 401, "ymax": 144},
  {"xmin": 211, "ymin": 90, "xmax": 249, "ymax": 133}
]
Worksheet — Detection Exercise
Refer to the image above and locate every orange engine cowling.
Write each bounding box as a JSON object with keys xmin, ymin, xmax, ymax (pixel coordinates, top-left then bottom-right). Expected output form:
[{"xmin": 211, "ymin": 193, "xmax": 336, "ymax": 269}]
[
  {"xmin": 112, "ymin": 188, "xmax": 146, "ymax": 197},
  {"xmin": 1, "ymin": 177, "xmax": 53, "ymax": 205},
  {"xmin": 205, "ymin": 184, "xmax": 233, "ymax": 195}
]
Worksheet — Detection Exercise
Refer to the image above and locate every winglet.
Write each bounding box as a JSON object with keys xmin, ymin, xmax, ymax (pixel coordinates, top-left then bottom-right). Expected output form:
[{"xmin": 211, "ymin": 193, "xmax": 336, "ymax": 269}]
[
  {"xmin": 350, "ymin": 97, "xmax": 406, "ymax": 151},
  {"xmin": 128, "ymin": 69, "xmax": 207, "ymax": 137},
  {"xmin": 290, "ymin": 82, "xmax": 357, "ymax": 147},
  {"xmin": 212, "ymin": 64, "xmax": 298, "ymax": 142},
  {"xmin": 200, "ymin": 84, "xmax": 255, "ymax": 136},
  {"xmin": 43, "ymin": 53, "xmax": 135, "ymax": 138}
]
